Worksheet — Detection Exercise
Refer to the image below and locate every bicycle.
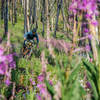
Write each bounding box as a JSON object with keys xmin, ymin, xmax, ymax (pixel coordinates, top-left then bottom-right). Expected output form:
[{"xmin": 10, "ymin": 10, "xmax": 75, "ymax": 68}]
[{"xmin": 21, "ymin": 40, "xmax": 34, "ymax": 59}]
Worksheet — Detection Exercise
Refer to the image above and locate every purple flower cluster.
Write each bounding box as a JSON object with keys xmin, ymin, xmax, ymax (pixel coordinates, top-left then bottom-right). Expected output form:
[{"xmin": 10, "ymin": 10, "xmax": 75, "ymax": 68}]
[
  {"xmin": 86, "ymin": 81, "xmax": 92, "ymax": 89},
  {"xmin": 0, "ymin": 47, "xmax": 16, "ymax": 86},
  {"xmin": 69, "ymin": 0, "xmax": 98, "ymax": 16},
  {"xmin": 69, "ymin": 0, "xmax": 99, "ymax": 26},
  {"xmin": 29, "ymin": 73, "xmax": 52, "ymax": 100},
  {"xmin": 29, "ymin": 78, "xmax": 36, "ymax": 85},
  {"xmin": 85, "ymin": 45, "xmax": 91, "ymax": 52},
  {"xmin": 37, "ymin": 74, "xmax": 46, "ymax": 94},
  {"xmin": 69, "ymin": 0, "xmax": 99, "ymax": 52}
]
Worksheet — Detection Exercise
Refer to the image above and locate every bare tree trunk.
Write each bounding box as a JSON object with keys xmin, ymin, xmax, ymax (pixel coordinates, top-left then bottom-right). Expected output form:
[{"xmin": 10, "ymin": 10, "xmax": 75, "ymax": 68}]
[
  {"xmin": 1, "ymin": 0, "xmax": 5, "ymax": 20},
  {"xmin": 29, "ymin": 0, "xmax": 33, "ymax": 25},
  {"xmin": 61, "ymin": 0, "xmax": 70, "ymax": 32},
  {"xmin": 46, "ymin": 0, "xmax": 55, "ymax": 58},
  {"xmin": 9, "ymin": 0, "xmax": 12, "ymax": 21},
  {"xmin": 51, "ymin": 17, "xmax": 54, "ymax": 32},
  {"xmin": 24, "ymin": 0, "xmax": 27, "ymax": 33},
  {"xmin": 4, "ymin": 0, "xmax": 8, "ymax": 37},
  {"xmin": 32, "ymin": 0, "xmax": 36, "ymax": 24},
  {"xmin": 26, "ymin": 0, "xmax": 30, "ymax": 31},
  {"xmin": 22, "ymin": 0, "xmax": 24, "ymax": 7},
  {"xmin": 54, "ymin": 0, "xmax": 61, "ymax": 38},
  {"xmin": 11, "ymin": 0, "xmax": 14, "ymax": 24},
  {"xmin": 41, "ymin": 0, "xmax": 45, "ymax": 37},
  {"xmin": 14, "ymin": 0, "xmax": 17, "ymax": 23}
]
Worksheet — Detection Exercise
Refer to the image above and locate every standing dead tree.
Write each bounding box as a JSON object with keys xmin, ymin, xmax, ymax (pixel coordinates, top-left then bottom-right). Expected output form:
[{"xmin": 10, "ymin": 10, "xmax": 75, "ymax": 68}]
[
  {"xmin": 24, "ymin": 0, "xmax": 27, "ymax": 33},
  {"xmin": 54, "ymin": 0, "xmax": 70, "ymax": 38},
  {"xmin": 41, "ymin": 0, "xmax": 45, "ymax": 37},
  {"xmin": 14, "ymin": 0, "xmax": 17, "ymax": 23},
  {"xmin": 54, "ymin": 0, "xmax": 62, "ymax": 38},
  {"xmin": 4, "ymin": 0, "xmax": 8, "ymax": 37},
  {"xmin": 46, "ymin": 0, "xmax": 55, "ymax": 59},
  {"xmin": 1, "ymin": 0, "xmax": 5, "ymax": 20}
]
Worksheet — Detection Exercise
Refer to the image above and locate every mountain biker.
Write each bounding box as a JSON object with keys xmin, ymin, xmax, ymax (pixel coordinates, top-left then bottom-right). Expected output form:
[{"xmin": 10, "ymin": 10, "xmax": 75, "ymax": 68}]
[{"xmin": 24, "ymin": 28, "xmax": 39, "ymax": 48}]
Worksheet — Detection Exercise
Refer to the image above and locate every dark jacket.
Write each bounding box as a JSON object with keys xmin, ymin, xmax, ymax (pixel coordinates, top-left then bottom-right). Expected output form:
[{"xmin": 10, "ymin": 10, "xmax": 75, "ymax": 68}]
[{"xmin": 24, "ymin": 31, "xmax": 39, "ymax": 45}]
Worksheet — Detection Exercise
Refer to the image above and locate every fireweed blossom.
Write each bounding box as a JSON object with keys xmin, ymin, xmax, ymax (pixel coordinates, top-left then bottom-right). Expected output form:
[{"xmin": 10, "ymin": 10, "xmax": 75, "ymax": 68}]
[
  {"xmin": 49, "ymin": 80, "xmax": 53, "ymax": 86},
  {"xmin": 85, "ymin": 45, "xmax": 91, "ymax": 52},
  {"xmin": 5, "ymin": 79, "xmax": 11, "ymax": 86},
  {"xmin": 91, "ymin": 20, "xmax": 98, "ymax": 26},
  {"xmin": 0, "ymin": 47, "xmax": 16, "ymax": 86},
  {"xmin": 29, "ymin": 78, "xmax": 36, "ymax": 85},
  {"xmin": 88, "ymin": 34, "xmax": 92, "ymax": 40},
  {"xmin": 36, "ymin": 94, "xmax": 42, "ymax": 100},
  {"xmin": 69, "ymin": 0, "xmax": 99, "ymax": 54},
  {"xmin": 38, "ymin": 74, "xmax": 44, "ymax": 82},
  {"xmin": 86, "ymin": 81, "xmax": 92, "ymax": 89},
  {"xmin": 69, "ymin": 0, "xmax": 98, "ymax": 22},
  {"xmin": 69, "ymin": 0, "xmax": 99, "ymax": 26}
]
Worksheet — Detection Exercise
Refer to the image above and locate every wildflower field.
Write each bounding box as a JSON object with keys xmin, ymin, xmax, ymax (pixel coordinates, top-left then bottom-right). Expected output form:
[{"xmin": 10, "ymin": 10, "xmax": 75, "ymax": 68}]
[{"xmin": 0, "ymin": 0, "xmax": 100, "ymax": 100}]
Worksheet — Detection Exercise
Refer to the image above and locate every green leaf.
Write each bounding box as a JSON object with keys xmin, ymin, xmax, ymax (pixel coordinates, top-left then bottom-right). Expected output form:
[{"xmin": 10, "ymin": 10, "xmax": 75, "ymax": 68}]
[
  {"xmin": 83, "ymin": 59, "xmax": 96, "ymax": 76},
  {"xmin": 45, "ymin": 80, "xmax": 55, "ymax": 96},
  {"xmin": 68, "ymin": 63, "xmax": 81, "ymax": 82},
  {"xmin": 87, "ymin": 75, "xmax": 98, "ymax": 100}
]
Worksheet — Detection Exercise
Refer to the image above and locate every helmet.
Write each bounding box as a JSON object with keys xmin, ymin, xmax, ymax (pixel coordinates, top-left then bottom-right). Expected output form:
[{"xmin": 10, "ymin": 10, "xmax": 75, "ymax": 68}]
[{"xmin": 32, "ymin": 28, "xmax": 36, "ymax": 33}]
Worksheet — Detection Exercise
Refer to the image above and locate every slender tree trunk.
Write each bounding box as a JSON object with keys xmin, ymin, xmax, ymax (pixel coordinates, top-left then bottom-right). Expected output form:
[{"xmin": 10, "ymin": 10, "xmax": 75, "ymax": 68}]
[
  {"xmin": 29, "ymin": 0, "xmax": 33, "ymax": 25},
  {"xmin": 9, "ymin": 0, "xmax": 12, "ymax": 21},
  {"xmin": 41, "ymin": 0, "xmax": 45, "ymax": 37},
  {"xmin": 24, "ymin": 0, "xmax": 27, "ymax": 33},
  {"xmin": 11, "ymin": 0, "xmax": 14, "ymax": 25},
  {"xmin": 61, "ymin": 0, "xmax": 70, "ymax": 32},
  {"xmin": 22, "ymin": 0, "xmax": 24, "ymax": 7},
  {"xmin": 4, "ymin": 0, "xmax": 8, "ymax": 36},
  {"xmin": 54, "ymin": 0, "xmax": 61, "ymax": 38},
  {"xmin": 46, "ymin": 0, "xmax": 55, "ymax": 58},
  {"xmin": 26, "ymin": 0, "xmax": 30, "ymax": 31},
  {"xmin": 1, "ymin": 0, "xmax": 5, "ymax": 20},
  {"xmin": 8, "ymin": 0, "xmax": 10, "ymax": 20},
  {"xmin": 14, "ymin": 0, "xmax": 17, "ymax": 23},
  {"xmin": 51, "ymin": 17, "xmax": 54, "ymax": 32},
  {"xmin": 32, "ymin": 0, "xmax": 36, "ymax": 24}
]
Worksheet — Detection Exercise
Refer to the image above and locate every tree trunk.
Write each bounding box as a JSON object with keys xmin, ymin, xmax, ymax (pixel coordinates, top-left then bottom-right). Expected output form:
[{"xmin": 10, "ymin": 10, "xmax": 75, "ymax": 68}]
[
  {"xmin": 46, "ymin": 0, "xmax": 55, "ymax": 59},
  {"xmin": 1, "ymin": 0, "xmax": 5, "ymax": 20},
  {"xmin": 54, "ymin": 0, "xmax": 61, "ymax": 38},
  {"xmin": 41, "ymin": 0, "xmax": 45, "ymax": 37},
  {"xmin": 14, "ymin": 0, "xmax": 17, "ymax": 23},
  {"xmin": 4, "ymin": 0, "xmax": 8, "ymax": 37},
  {"xmin": 26, "ymin": 0, "xmax": 30, "ymax": 31},
  {"xmin": 24, "ymin": 0, "xmax": 27, "ymax": 33},
  {"xmin": 32, "ymin": 0, "xmax": 36, "ymax": 24},
  {"xmin": 51, "ymin": 17, "xmax": 54, "ymax": 32},
  {"xmin": 11, "ymin": 0, "xmax": 14, "ymax": 24},
  {"xmin": 29, "ymin": 0, "xmax": 33, "ymax": 25}
]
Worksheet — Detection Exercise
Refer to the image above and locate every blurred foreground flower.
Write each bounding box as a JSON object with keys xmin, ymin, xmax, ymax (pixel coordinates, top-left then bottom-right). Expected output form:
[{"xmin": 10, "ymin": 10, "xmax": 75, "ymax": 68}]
[
  {"xmin": 29, "ymin": 78, "xmax": 36, "ymax": 85},
  {"xmin": 36, "ymin": 94, "xmax": 42, "ymax": 100},
  {"xmin": 0, "ymin": 47, "xmax": 16, "ymax": 86},
  {"xmin": 85, "ymin": 45, "xmax": 91, "ymax": 52},
  {"xmin": 91, "ymin": 20, "xmax": 98, "ymax": 26},
  {"xmin": 38, "ymin": 74, "xmax": 44, "ymax": 82},
  {"xmin": 88, "ymin": 34, "xmax": 92, "ymax": 40},
  {"xmin": 86, "ymin": 81, "xmax": 92, "ymax": 89},
  {"xmin": 5, "ymin": 79, "xmax": 11, "ymax": 86}
]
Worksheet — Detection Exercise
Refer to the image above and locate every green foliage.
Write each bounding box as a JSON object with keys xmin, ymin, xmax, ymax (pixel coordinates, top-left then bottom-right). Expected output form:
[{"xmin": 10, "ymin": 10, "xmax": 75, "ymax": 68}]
[
  {"xmin": 45, "ymin": 80, "xmax": 55, "ymax": 96},
  {"xmin": 82, "ymin": 58, "xmax": 99, "ymax": 100}
]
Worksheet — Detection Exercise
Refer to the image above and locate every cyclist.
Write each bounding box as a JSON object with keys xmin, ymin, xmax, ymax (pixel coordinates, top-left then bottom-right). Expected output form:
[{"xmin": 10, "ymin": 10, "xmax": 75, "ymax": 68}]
[{"xmin": 24, "ymin": 28, "xmax": 39, "ymax": 48}]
